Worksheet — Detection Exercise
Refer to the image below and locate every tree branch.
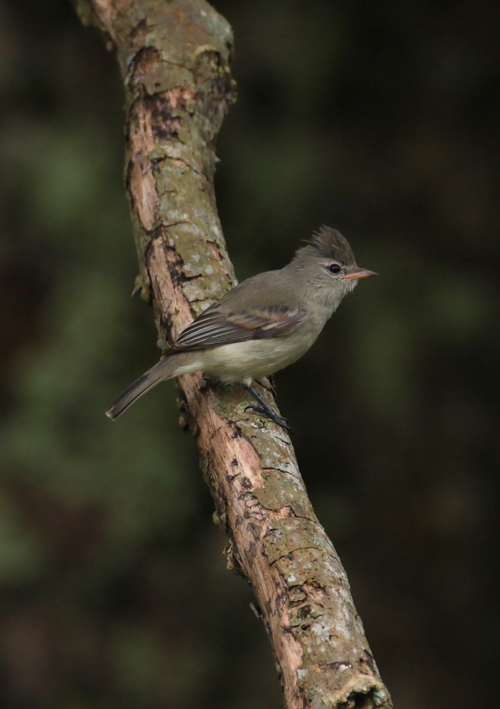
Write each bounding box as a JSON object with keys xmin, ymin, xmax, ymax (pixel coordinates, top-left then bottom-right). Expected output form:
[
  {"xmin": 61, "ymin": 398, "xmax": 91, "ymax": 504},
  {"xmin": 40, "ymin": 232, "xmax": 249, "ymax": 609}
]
[{"xmin": 73, "ymin": 1, "xmax": 392, "ymax": 706}]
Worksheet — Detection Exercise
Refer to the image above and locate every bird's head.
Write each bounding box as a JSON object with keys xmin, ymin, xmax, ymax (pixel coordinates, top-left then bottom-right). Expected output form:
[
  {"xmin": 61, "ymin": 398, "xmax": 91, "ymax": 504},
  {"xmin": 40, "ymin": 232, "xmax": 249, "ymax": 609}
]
[{"xmin": 290, "ymin": 226, "xmax": 377, "ymax": 307}]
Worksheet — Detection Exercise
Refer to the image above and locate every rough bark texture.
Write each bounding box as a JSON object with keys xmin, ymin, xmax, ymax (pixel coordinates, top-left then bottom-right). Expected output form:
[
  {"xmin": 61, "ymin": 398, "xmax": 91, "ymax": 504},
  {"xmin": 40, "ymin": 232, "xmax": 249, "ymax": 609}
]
[{"xmin": 73, "ymin": 1, "xmax": 393, "ymax": 707}]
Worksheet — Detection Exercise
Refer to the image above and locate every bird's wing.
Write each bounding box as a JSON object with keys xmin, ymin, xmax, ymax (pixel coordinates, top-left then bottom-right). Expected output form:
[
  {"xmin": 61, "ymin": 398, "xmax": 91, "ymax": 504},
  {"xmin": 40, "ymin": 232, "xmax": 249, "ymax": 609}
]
[{"xmin": 167, "ymin": 302, "xmax": 305, "ymax": 354}]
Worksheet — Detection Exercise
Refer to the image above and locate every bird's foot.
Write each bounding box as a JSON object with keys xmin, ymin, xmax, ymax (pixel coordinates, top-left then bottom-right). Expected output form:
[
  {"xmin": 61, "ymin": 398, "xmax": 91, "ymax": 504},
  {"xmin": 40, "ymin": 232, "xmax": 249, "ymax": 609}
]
[
  {"xmin": 243, "ymin": 384, "xmax": 292, "ymax": 432},
  {"xmin": 245, "ymin": 404, "xmax": 292, "ymax": 432}
]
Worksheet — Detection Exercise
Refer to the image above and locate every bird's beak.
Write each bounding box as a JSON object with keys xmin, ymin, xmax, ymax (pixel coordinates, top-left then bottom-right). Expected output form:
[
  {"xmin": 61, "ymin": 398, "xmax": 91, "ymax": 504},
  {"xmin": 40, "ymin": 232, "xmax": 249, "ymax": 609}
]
[{"xmin": 342, "ymin": 268, "xmax": 378, "ymax": 280}]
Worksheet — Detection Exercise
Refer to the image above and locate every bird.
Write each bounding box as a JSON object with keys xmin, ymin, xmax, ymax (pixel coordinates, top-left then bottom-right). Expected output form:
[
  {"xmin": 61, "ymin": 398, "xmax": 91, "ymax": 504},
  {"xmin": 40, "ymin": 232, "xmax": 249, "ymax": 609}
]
[{"xmin": 106, "ymin": 227, "xmax": 377, "ymax": 428}]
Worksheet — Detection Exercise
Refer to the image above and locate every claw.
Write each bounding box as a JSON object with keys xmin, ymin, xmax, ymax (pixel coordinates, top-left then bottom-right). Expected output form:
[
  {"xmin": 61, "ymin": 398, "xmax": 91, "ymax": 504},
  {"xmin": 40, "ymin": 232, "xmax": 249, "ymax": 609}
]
[{"xmin": 245, "ymin": 404, "xmax": 292, "ymax": 433}]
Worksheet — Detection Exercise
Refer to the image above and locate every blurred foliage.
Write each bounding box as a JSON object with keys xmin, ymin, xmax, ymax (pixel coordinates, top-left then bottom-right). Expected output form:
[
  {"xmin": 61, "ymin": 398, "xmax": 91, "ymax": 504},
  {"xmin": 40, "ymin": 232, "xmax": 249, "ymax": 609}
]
[{"xmin": 0, "ymin": 0, "xmax": 499, "ymax": 708}]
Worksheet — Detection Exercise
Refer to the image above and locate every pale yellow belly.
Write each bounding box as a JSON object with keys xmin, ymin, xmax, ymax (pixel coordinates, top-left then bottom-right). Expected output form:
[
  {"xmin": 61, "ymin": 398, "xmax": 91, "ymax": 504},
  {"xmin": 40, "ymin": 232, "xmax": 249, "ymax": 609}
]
[{"xmin": 201, "ymin": 336, "xmax": 313, "ymax": 384}]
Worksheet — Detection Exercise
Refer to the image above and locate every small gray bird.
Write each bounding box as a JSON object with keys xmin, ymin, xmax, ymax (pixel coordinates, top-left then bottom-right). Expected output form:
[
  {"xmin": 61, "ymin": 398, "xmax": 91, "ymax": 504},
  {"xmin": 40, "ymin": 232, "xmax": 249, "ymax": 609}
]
[{"xmin": 106, "ymin": 227, "xmax": 376, "ymax": 428}]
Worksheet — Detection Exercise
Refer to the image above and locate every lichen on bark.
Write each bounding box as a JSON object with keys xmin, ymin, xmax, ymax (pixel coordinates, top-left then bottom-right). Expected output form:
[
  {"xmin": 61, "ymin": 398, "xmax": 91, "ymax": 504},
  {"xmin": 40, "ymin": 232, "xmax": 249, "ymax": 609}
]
[{"xmin": 73, "ymin": 1, "xmax": 393, "ymax": 707}]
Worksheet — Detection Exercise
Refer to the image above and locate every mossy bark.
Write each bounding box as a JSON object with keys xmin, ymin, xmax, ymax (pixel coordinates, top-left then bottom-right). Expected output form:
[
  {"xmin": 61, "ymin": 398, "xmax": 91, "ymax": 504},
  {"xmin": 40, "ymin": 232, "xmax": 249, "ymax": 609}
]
[{"xmin": 73, "ymin": 1, "xmax": 392, "ymax": 707}]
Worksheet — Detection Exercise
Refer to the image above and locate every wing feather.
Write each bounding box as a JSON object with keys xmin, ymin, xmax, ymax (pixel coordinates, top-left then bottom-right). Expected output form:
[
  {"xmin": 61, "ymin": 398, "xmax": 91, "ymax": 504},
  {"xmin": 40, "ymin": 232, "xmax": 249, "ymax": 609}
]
[{"xmin": 168, "ymin": 302, "xmax": 304, "ymax": 354}]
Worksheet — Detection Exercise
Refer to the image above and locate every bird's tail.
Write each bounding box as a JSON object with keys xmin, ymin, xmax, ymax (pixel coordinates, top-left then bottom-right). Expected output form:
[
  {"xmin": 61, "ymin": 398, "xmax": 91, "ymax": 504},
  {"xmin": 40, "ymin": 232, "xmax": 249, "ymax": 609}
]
[{"xmin": 106, "ymin": 352, "xmax": 200, "ymax": 420}]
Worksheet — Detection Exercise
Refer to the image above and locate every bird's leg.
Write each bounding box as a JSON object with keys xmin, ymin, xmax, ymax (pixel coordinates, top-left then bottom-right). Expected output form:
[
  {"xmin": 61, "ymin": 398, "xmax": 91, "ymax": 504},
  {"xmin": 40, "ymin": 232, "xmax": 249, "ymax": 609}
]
[{"xmin": 243, "ymin": 384, "xmax": 291, "ymax": 432}]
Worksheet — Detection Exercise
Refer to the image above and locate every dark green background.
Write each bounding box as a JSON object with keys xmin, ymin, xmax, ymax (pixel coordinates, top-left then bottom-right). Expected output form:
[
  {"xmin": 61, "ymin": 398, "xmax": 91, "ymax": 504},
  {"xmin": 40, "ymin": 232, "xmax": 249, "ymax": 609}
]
[{"xmin": 0, "ymin": 1, "xmax": 498, "ymax": 707}]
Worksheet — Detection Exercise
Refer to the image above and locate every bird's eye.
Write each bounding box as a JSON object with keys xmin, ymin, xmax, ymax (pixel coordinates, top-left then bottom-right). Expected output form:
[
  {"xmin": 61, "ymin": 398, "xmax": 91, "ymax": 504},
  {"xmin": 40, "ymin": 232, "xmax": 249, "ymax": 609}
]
[{"xmin": 327, "ymin": 263, "xmax": 342, "ymax": 275}]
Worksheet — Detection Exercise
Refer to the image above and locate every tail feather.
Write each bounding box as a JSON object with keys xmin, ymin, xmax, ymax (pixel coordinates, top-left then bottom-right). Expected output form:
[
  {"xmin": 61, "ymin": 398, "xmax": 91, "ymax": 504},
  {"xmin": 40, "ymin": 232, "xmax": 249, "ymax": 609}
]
[{"xmin": 106, "ymin": 354, "xmax": 188, "ymax": 420}]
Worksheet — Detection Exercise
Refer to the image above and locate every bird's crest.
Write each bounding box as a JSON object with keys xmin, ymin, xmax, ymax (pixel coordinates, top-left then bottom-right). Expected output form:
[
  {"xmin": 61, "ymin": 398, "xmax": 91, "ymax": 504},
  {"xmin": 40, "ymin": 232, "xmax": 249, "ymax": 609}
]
[{"xmin": 306, "ymin": 226, "xmax": 356, "ymax": 265}]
